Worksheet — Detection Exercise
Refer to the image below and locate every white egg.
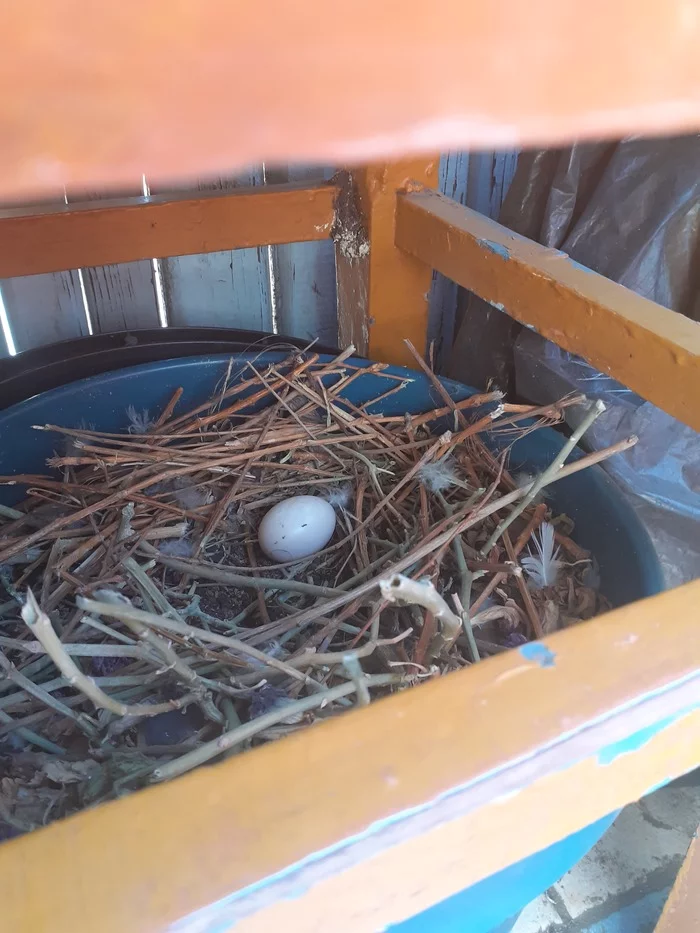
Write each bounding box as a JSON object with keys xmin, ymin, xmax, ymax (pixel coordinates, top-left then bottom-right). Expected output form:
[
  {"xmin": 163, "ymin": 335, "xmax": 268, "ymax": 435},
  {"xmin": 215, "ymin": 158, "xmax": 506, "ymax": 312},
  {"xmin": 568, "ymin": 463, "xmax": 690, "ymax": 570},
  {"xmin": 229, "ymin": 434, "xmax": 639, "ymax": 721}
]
[{"xmin": 258, "ymin": 495, "xmax": 337, "ymax": 562}]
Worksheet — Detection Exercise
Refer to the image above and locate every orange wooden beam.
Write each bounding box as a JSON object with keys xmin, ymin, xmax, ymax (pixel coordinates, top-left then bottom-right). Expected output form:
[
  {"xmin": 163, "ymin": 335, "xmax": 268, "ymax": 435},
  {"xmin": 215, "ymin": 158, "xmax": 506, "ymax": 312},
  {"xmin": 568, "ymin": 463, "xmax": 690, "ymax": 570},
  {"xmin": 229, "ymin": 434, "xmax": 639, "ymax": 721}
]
[
  {"xmin": 334, "ymin": 161, "xmax": 437, "ymax": 366},
  {"xmin": 655, "ymin": 829, "xmax": 700, "ymax": 931},
  {"xmin": 2, "ymin": 2, "xmax": 700, "ymax": 200},
  {"xmin": 0, "ymin": 183, "xmax": 337, "ymax": 278},
  {"xmin": 2, "ymin": 581, "xmax": 700, "ymax": 933},
  {"xmin": 395, "ymin": 188, "xmax": 700, "ymax": 432}
]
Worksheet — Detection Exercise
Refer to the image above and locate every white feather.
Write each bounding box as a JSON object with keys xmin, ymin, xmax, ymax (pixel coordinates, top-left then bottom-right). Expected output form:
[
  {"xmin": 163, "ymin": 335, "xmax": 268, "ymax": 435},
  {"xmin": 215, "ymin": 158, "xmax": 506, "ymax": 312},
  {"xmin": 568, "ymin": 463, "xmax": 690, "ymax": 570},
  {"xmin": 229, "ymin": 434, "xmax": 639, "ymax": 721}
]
[
  {"xmin": 159, "ymin": 537, "xmax": 194, "ymax": 558},
  {"xmin": 126, "ymin": 405, "xmax": 155, "ymax": 435},
  {"xmin": 417, "ymin": 459, "xmax": 459, "ymax": 492},
  {"xmin": 521, "ymin": 522, "xmax": 563, "ymax": 588},
  {"xmin": 324, "ymin": 485, "xmax": 353, "ymax": 509}
]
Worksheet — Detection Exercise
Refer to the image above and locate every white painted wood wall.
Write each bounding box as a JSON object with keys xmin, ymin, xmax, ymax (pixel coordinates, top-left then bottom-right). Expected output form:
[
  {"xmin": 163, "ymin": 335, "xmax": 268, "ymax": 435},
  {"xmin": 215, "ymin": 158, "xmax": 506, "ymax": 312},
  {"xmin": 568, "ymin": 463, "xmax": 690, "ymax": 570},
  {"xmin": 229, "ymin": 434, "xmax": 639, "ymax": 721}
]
[{"xmin": 0, "ymin": 153, "xmax": 518, "ymax": 362}]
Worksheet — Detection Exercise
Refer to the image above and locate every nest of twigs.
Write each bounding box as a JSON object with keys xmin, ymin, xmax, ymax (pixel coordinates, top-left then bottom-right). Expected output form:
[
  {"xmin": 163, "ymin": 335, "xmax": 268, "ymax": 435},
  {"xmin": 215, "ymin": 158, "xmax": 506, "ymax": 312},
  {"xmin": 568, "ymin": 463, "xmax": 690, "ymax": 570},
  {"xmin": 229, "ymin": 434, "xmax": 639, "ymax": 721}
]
[{"xmin": 0, "ymin": 343, "xmax": 636, "ymax": 839}]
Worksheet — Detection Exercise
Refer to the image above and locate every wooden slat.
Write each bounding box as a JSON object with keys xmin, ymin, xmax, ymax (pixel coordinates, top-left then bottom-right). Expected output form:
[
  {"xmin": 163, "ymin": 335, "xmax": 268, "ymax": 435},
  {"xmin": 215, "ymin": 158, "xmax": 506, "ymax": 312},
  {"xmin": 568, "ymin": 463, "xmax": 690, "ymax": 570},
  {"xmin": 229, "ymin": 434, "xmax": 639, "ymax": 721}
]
[
  {"xmin": 428, "ymin": 152, "xmax": 470, "ymax": 366},
  {"xmin": 0, "ymin": 271, "xmax": 89, "ymax": 352},
  {"xmin": 0, "ymin": 184, "xmax": 338, "ymax": 279},
  {"xmin": 154, "ymin": 169, "xmax": 273, "ymax": 333},
  {"xmin": 82, "ymin": 262, "xmax": 159, "ymax": 333},
  {"xmin": 334, "ymin": 160, "xmax": 438, "ymax": 366},
  {"xmin": 271, "ymin": 165, "xmax": 338, "ymax": 345},
  {"xmin": 2, "ymin": 581, "xmax": 700, "ymax": 933},
  {"xmin": 65, "ymin": 185, "xmax": 161, "ymax": 335},
  {"xmin": 0, "ymin": 192, "xmax": 90, "ymax": 353},
  {"xmin": 2, "ymin": 3, "xmax": 700, "ymax": 200},
  {"xmin": 396, "ymin": 188, "xmax": 700, "ymax": 431},
  {"xmin": 655, "ymin": 829, "xmax": 700, "ymax": 931}
]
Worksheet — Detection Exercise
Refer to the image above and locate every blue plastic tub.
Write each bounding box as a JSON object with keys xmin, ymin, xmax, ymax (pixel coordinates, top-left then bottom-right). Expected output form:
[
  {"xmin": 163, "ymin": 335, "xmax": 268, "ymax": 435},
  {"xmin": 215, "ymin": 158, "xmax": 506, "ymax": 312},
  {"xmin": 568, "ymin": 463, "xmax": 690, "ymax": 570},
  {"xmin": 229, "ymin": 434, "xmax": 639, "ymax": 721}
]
[{"xmin": 0, "ymin": 352, "xmax": 663, "ymax": 931}]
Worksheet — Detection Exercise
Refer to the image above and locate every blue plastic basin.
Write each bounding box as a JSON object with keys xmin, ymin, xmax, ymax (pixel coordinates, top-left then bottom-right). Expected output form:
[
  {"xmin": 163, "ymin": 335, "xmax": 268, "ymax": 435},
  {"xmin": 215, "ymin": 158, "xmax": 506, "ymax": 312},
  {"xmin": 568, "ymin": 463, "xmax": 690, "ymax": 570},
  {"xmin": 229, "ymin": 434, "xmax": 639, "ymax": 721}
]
[{"xmin": 0, "ymin": 352, "xmax": 663, "ymax": 931}]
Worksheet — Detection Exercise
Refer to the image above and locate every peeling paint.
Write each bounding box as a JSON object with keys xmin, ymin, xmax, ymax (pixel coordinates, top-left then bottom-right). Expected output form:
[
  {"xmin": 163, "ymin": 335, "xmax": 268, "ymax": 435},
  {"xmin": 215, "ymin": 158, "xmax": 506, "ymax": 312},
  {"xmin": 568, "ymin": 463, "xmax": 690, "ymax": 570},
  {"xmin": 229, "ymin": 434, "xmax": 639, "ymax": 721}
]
[
  {"xmin": 568, "ymin": 257, "xmax": 595, "ymax": 275},
  {"xmin": 519, "ymin": 642, "xmax": 556, "ymax": 668},
  {"xmin": 476, "ymin": 238, "xmax": 510, "ymax": 261},
  {"xmin": 598, "ymin": 714, "xmax": 681, "ymax": 766}
]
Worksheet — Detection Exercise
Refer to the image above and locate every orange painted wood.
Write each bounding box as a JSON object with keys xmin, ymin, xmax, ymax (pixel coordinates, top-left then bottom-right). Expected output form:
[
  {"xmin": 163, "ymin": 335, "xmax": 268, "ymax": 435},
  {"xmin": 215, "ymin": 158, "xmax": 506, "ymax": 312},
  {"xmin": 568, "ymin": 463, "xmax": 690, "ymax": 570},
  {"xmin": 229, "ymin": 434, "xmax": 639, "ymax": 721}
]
[
  {"xmin": 2, "ymin": 2, "xmax": 700, "ymax": 200},
  {"xmin": 1, "ymin": 580, "xmax": 700, "ymax": 932},
  {"xmin": 395, "ymin": 188, "xmax": 700, "ymax": 432},
  {"xmin": 335, "ymin": 161, "xmax": 438, "ymax": 366},
  {"xmin": 655, "ymin": 830, "xmax": 700, "ymax": 931},
  {"xmin": 0, "ymin": 184, "xmax": 337, "ymax": 278}
]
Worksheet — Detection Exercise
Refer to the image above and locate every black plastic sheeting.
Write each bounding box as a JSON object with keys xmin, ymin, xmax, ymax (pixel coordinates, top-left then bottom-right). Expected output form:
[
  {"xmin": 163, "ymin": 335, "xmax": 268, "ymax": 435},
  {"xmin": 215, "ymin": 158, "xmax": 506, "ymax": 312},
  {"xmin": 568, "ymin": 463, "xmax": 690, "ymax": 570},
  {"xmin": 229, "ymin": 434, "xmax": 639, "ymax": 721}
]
[
  {"xmin": 448, "ymin": 134, "xmax": 700, "ymax": 523},
  {"xmin": 448, "ymin": 134, "xmax": 700, "ymax": 393},
  {"xmin": 499, "ymin": 134, "xmax": 700, "ymax": 322}
]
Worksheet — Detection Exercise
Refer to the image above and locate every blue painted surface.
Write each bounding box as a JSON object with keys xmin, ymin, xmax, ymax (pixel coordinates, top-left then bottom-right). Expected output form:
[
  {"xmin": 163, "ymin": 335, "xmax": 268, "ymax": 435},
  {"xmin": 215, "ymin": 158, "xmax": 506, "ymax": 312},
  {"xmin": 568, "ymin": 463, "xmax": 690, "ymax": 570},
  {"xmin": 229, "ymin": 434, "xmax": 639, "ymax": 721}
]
[
  {"xmin": 598, "ymin": 714, "xmax": 683, "ymax": 766},
  {"xmin": 519, "ymin": 643, "xmax": 557, "ymax": 668},
  {"xmin": 568, "ymin": 258, "xmax": 596, "ymax": 275},
  {"xmin": 0, "ymin": 352, "xmax": 664, "ymax": 931},
  {"xmin": 477, "ymin": 239, "xmax": 511, "ymax": 261},
  {"xmin": 390, "ymin": 814, "xmax": 618, "ymax": 933}
]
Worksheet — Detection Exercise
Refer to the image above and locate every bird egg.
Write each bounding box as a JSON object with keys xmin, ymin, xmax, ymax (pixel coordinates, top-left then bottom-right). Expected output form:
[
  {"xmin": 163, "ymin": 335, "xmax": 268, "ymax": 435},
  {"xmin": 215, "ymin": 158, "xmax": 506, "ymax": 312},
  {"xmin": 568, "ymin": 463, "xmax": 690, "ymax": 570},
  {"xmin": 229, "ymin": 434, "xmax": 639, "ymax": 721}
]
[{"xmin": 258, "ymin": 495, "xmax": 337, "ymax": 562}]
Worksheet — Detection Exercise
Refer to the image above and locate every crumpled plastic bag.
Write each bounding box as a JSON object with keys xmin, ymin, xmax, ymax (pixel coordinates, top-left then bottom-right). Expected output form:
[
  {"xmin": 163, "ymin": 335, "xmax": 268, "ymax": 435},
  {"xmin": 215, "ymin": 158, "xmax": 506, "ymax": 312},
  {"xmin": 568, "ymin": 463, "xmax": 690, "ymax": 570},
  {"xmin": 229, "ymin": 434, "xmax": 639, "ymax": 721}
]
[{"xmin": 505, "ymin": 135, "xmax": 700, "ymax": 520}]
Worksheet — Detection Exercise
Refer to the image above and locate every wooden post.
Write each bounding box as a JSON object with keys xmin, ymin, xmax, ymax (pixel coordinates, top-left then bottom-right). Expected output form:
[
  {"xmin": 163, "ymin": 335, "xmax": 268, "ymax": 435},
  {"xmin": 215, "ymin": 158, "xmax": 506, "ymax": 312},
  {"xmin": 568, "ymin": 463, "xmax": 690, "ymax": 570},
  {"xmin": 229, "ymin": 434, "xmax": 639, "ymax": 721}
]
[{"xmin": 333, "ymin": 160, "xmax": 437, "ymax": 367}]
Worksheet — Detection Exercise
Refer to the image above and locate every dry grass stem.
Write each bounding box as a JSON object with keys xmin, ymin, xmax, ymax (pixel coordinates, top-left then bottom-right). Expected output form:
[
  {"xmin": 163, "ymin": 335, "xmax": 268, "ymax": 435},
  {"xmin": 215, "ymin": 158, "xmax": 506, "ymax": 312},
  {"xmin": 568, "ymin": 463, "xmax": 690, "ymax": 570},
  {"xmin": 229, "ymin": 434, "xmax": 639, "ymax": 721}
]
[{"xmin": 0, "ymin": 347, "xmax": 625, "ymax": 836}]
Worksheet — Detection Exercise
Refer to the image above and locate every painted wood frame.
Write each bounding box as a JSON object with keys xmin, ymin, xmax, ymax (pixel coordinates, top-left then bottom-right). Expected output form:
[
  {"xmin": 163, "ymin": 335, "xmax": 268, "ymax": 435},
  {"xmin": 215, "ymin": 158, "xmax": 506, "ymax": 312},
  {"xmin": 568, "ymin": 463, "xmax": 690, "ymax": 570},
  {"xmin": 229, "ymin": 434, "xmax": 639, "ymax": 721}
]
[
  {"xmin": 1, "ymin": 581, "xmax": 699, "ymax": 932},
  {"xmin": 395, "ymin": 187, "xmax": 700, "ymax": 432},
  {"xmin": 2, "ymin": 2, "xmax": 700, "ymax": 201},
  {"xmin": 0, "ymin": 164, "xmax": 698, "ymax": 931},
  {"xmin": 0, "ymin": 183, "xmax": 338, "ymax": 278},
  {"xmin": 334, "ymin": 160, "xmax": 438, "ymax": 366}
]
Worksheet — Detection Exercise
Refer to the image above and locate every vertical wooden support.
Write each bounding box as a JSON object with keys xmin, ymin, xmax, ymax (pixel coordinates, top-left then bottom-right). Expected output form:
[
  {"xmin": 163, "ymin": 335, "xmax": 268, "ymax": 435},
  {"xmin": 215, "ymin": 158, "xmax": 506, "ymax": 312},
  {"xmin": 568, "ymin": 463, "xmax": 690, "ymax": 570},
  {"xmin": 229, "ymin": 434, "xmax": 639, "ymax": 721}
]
[{"xmin": 333, "ymin": 160, "xmax": 437, "ymax": 367}]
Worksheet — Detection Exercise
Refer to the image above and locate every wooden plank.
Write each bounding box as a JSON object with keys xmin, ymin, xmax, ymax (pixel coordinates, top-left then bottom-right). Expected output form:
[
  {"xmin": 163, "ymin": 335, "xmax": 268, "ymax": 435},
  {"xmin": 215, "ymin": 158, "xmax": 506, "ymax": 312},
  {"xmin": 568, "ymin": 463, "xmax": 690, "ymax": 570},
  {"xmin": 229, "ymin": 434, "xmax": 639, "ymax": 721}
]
[
  {"xmin": 2, "ymin": 3, "xmax": 700, "ymax": 200},
  {"xmin": 333, "ymin": 160, "xmax": 438, "ymax": 366},
  {"xmin": 2, "ymin": 581, "xmax": 700, "ymax": 933},
  {"xmin": 81, "ymin": 261, "xmax": 159, "ymax": 334},
  {"xmin": 428, "ymin": 152, "xmax": 470, "ymax": 366},
  {"xmin": 0, "ymin": 192, "xmax": 90, "ymax": 353},
  {"xmin": 395, "ymin": 188, "xmax": 700, "ymax": 431},
  {"xmin": 163, "ymin": 245, "xmax": 273, "ymax": 333},
  {"xmin": 0, "ymin": 184, "xmax": 338, "ymax": 279},
  {"xmin": 655, "ymin": 829, "xmax": 700, "ymax": 931},
  {"xmin": 271, "ymin": 165, "xmax": 338, "ymax": 345},
  {"xmin": 68, "ymin": 185, "xmax": 160, "ymax": 334},
  {"xmin": 154, "ymin": 169, "xmax": 273, "ymax": 333},
  {"xmin": 0, "ymin": 271, "xmax": 89, "ymax": 351}
]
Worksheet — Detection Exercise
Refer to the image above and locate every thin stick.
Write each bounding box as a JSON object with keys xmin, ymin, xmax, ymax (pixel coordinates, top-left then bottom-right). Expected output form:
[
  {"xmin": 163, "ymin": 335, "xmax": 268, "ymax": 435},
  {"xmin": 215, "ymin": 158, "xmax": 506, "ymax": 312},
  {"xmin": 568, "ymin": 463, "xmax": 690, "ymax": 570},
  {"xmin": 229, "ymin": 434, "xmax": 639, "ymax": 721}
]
[
  {"xmin": 76, "ymin": 596, "xmax": 314, "ymax": 686},
  {"xmin": 289, "ymin": 629, "xmax": 412, "ymax": 668},
  {"xmin": 379, "ymin": 573, "xmax": 461, "ymax": 653},
  {"xmin": 21, "ymin": 591, "xmax": 195, "ymax": 718},
  {"xmin": 242, "ymin": 434, "xmax": 636, "ymax": 638},
  {"xmin": 115, "ymin": 599, "xmax": 224, "ymax": 724},
  {"xmin": 139, "ymin": 543, "xmax": 345, "ymax": 599},
  {"xmin": 470, "ymin": 503, "xmax": 547, "ymax": 614},
  {"xmin": 503, "ymin": 531, "xmax": 543, "ymax": 639},
  {"xmin": 0, "ymin": 707, "xmax": 65, "ymax": 754},
  {"xmin": 480, "ymin": 400, "xmax": 607, "ymax": 555},
  {"xmin": 151, "ymin": 673, "xmax": 400, "ymax": 783},
  {"xmin": 342, "ymin": 655, "xmax": 371, "ymax": 705}
]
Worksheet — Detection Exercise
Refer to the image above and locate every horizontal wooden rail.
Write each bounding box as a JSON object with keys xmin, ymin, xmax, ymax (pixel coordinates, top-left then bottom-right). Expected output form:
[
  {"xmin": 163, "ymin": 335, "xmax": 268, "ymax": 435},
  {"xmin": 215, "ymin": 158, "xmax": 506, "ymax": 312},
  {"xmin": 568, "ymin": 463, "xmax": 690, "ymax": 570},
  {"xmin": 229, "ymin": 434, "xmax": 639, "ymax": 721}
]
[
  {"xmin": 395, "ymin": 188, "xmax": 700, "ymax": 433},
  {"xmin": 0, "ymin": 182, "xmax": 338, "ymax": 277},
  {"xmin": 2, "ymin": 581, "xmax": 700, "ymax": 932}
]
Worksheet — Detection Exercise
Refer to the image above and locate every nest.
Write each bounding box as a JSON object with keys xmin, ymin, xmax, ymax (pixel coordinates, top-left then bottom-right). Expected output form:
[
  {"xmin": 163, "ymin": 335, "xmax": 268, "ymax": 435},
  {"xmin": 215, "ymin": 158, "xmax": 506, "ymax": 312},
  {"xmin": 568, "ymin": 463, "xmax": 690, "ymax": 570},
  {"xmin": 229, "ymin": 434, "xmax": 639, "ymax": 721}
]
[{"xmin": 0, "ymin": 344, "xmax": 636, "ymax": 839}]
